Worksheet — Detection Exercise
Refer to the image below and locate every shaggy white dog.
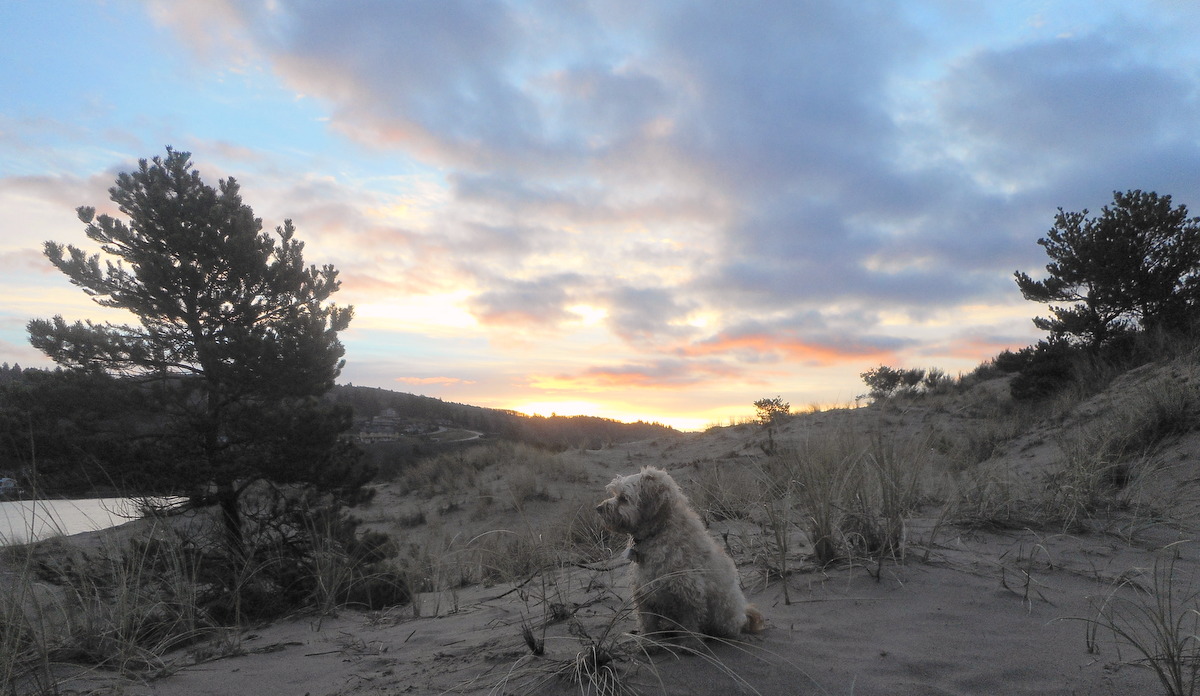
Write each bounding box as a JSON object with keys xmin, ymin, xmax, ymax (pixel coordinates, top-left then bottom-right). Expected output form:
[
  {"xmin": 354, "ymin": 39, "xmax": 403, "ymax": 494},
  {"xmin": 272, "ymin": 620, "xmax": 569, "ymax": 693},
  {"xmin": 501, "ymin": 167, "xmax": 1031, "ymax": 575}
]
[{"xmin": 596, "ymin": 466, "xmax": 763, "ymax": 646}]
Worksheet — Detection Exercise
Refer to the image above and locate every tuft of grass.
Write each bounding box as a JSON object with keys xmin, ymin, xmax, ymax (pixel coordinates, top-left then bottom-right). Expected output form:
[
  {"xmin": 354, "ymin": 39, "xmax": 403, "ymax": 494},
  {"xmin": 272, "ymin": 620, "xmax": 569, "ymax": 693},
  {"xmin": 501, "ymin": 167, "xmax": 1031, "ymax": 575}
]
[
  {"xmin": 767, "ymin": 442, "xmax": 854, "ymax": 567},
  {"xmin": 1120, "ymin": 371, "xmax": 1199, "ymax": 453},
  {"xmin": 1, "ymin": 543, "xmax": 54, "ymax": 694},
  {"xmin": 505, "ymin": 465, "xmax": 553, "ymax": 511},
  {"xmin": 690, "ymin": 460, "xmax": 760, "ymax": 522},
  {"xmin": 471, "ymin": 529, "xmax": 551, "ymax": 586},
  {"xmin": 747, "ymin": 425, "xmax": 931, "ymax": 569},
  {"xmin": 933, "ymin": 413, "xmax": 1026, "ymax": 471},
  {"xmin": 0, "ymin": 522, "xmax": 215, "ymax": 693},
  {"xmin": 1034, "ymin": 365, "xmax": 1198, "ymax": 532},
  {"xmin": 1080, "ymin": 550, "xmax": 1200, "ymax": 696},
  {"xmin": 491, "ymin": 586, "xmax": 832, "ymax": 696},
  {"xmin": 1043, "ymin": 422, "xmax": 1127, "ymax": 531},
  {"xmin": 948, "ymin": 470, "xmax": 1035, "ymax": 531},
  {"xmin": 562, "ymin": 502, "xmax": 618, "ymax": 564}
]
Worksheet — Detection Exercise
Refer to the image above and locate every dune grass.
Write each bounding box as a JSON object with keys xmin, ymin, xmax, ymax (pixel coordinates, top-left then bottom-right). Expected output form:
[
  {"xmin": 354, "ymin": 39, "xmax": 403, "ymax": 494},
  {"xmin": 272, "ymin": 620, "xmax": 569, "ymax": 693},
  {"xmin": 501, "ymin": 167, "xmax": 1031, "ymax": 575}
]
[
  {"xmin": 1082, "ymin": 549, "xmax": 1200, "ymax": 696},
  {"xmin": 6, "ymin": 343, "xmax": 1198, "ymax": 695},
  {"xmin": 0, "ymin": 521, "xmax": 215, "ymax": 694},
  {"xmin": 394, "ymin": 347, "xmax": 1200, "ymax": 693},
  {"xmin": 750, "ymin": 425, "xmax": 930, "ymax": 569},
  {"xmin": 392, "ymin": 441, "xmax": 584, "ymax": 500},
  {"xmin": 0, "ymin": 494, "xmax": 411, "ymax": 694}
]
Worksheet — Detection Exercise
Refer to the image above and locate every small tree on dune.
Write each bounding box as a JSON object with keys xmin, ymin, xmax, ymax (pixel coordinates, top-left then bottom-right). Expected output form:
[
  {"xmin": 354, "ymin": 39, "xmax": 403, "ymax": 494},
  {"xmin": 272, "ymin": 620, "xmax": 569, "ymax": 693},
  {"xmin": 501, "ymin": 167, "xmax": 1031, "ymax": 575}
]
[
  {"xmin": 754, "ymin": 396, "xmax": 790, "ymax": 453},
  {"xmin": 28, "ymin": 148, "xmax": 368, "ymax": 556},
  {"xmin": 754, "ymin": 396, "xmax": 790, "ymax": 426},
  {"xmin": 860, "ymin": 365, "xmax": 902, "ymax": 401}
]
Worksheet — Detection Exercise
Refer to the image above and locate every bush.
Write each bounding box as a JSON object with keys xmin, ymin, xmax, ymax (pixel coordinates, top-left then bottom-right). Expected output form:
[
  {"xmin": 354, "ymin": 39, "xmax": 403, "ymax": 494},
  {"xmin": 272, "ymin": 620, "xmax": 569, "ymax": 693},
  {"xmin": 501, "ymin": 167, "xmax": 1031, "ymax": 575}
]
[
  {"xmin": 1010, "ymin": 340, "xmax": 1077, "ymax": 401},
  {"xmin": 195, "ymin": 491, "xmax": 407, "ymax": 623},
  {"xmin": 860, "ymin": 365, "xmax": 905, "ymax": 400},
  {"xmin": 993, "ymin": 348, "xmax": 1032, "ymax": 374},
  {"xmin": 861, "ymin": 365, "xmax": 948, "ymax": 401}
]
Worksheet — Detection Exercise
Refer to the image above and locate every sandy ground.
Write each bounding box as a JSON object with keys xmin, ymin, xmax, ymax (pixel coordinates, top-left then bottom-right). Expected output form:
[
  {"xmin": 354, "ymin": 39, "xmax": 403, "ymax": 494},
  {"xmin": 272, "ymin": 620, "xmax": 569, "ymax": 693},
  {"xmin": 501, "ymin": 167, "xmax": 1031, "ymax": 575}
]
[{"xmin": 29, "ymin": 364, "xmax": 1200, "ymax": 696}]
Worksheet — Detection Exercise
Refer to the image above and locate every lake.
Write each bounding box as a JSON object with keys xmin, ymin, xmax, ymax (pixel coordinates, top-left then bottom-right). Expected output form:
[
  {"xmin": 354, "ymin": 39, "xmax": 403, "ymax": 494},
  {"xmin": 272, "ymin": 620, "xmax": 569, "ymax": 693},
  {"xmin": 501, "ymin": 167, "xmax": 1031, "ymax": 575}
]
[{"xmin": 0, "ymin": 497, "xmax": 156, "ymax": 545}]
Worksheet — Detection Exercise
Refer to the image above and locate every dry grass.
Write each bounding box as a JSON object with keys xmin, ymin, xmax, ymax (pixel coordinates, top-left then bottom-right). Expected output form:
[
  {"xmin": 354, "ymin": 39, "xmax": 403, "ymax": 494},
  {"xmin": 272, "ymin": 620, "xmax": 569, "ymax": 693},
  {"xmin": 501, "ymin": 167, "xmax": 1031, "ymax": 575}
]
[
  {"xmin": 7, "ymin": 344, "xmax": 1199, "ymax": 695},
  {"xmin": 941, "ymin": 356, "xmax": 1199, "ymax": 533},
  {"xmin": 690, "ymin": 459, "xmax": 760, "ymax": 523},
  {"xmin": 1038, "ymin": 362, "xmax": 1199, "ymax": 531},
  {"xmin": 685, "ymin": 422, "xmax": 937, "ymax": 575},
  {"xmin": 0, "ymin": 523, "xmax": 216, "ymax": 694},
  {"xmin": 772, "ymin": 427, "xmax": 929, "ymax": 566},
  {"xmin": 489, "ymin": 589, "xmax": 805, "ymax": 696},
  {"xmin": 0, "ymin": 501, "xmax": 411, "ymax": 694},
  {"xmin": 1081, "ymin": 549, "xmax": 1200, "ymax": 696},
  {"xmin": 396, "ymin": 441, "xmax": 586, "ymax": 510}
]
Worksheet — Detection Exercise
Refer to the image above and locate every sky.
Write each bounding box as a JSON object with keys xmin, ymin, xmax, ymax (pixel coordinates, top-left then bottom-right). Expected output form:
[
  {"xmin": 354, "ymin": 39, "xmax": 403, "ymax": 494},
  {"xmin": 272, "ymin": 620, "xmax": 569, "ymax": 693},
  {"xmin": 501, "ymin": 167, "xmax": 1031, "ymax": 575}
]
[{"xmin": 3, "ymin": 1, "xmax": 1200, "ymax": 430}]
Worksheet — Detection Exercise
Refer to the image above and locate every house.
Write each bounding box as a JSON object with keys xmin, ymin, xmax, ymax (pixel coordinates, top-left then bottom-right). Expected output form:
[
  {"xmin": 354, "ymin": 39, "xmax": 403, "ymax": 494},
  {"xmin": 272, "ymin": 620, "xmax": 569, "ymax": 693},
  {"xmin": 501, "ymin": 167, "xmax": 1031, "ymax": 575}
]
[{"xmin": 0, "ymin": 477, "xmax": 20, "ymax": 499}]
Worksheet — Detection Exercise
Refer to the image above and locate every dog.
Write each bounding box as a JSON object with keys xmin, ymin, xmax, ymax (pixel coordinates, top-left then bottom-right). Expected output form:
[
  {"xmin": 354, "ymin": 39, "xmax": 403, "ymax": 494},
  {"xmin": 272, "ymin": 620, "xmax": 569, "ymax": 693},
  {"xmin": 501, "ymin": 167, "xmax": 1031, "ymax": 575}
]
[{"xmin": 596, "ymin": 466, "xmax": 764, "ymax": 647}]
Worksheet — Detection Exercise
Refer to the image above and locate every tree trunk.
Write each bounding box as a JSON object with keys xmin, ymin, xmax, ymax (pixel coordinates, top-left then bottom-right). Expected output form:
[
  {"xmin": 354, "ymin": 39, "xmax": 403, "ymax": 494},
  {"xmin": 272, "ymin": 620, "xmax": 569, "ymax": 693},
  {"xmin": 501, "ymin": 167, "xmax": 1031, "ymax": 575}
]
[{"xmin": 216, "ymin": 480, "xmax": 244, "ymax": 559}]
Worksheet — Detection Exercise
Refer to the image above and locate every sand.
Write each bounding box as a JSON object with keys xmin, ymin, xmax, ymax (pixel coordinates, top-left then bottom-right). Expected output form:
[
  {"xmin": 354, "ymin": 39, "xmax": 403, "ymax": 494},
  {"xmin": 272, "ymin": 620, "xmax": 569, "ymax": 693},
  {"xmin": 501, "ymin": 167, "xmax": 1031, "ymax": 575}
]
[{"xmin": 27, "ymin": 364, "xmax": 1200, "ymax": 696}]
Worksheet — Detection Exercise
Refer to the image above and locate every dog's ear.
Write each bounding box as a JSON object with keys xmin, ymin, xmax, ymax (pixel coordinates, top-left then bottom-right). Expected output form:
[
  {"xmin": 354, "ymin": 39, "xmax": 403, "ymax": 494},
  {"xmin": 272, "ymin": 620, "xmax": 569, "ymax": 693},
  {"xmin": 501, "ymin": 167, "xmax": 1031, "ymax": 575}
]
[{"xmin": 637, "ymin": 468, "xmax": 672, "ymax": 523}]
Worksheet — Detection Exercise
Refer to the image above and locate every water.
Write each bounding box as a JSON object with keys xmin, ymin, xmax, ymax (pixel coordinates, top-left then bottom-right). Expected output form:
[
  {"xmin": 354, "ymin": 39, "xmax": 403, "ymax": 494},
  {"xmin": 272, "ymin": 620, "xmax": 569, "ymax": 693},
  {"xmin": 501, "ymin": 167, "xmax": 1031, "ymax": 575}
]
[{"xmin": 0, "ymin": 497, "xmax": 156, "ymax": 545}]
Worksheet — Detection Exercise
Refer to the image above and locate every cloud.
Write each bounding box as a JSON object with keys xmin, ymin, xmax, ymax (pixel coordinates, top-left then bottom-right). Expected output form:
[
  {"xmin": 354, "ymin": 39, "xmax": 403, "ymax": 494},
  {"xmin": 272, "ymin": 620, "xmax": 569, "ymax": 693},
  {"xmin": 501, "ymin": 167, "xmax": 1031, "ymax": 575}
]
[
  {"xmin": 925, "ymin": 334, "xmax": 1036, "ymax": 363},
  {"xmin": 143, "ymin": 0, "xmax": 259, "ymax": 67},
  {"xmin": 18, "ymin": 0, "xmax": 1200, "ymax": 421},
  {"xmin": 529, "ymin": 359, "xmax": 751, "ymax": 391},
  {"xmin": 0, "ymin": 172, "xmax": 117, "ymax": 217},
  {"xmin": 466, "ymin": 274, "xmax": 581, "ymax": 328},
  {"xmin": 652, "ymin": 2, "xmax": 917, "ymax": 193},
  {"xmin": 222, "ymin": 1, "xmax": 1193, "ymax": 360},
  {"xmin": 602, "ymin": 286, "xmax": 697, "ymax": 344},
  {"xmin": 679, "ymin": 318, "xmax": 910, "ymax": 367},
  {"xmin": 255, "ymin": 1, "xmax": 553, "ymax": 169},
  {"xmin": 394, "ymin": 376, "xmax": 476, "ymax": 386},
  {"xmin": 934, "ymin": 33, "xmax": 1200, "ymax": 192},
  {"xmin": 0, "ymin": 248, "xmax": 49, "ymax": 275},
  {"xmin": 184, "ymin": 138, "xmax": 268, "ymax": 166}
]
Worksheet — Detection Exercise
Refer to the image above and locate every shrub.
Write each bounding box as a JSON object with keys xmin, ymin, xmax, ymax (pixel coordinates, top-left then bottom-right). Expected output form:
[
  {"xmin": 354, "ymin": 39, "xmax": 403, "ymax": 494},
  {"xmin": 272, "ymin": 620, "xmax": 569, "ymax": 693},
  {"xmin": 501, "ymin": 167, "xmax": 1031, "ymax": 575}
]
[
  {"xmin": 752, "ymin": 396, "xmax": 790, "ymax": 425},
  {"xmin": 993, "ymin": 348, "xmax": 1031, "ymax": 374},
  {"xmin": 860, "ymin": 365, "xmax": 946, "ymax": 400},
  {"xmin": 1010, "ymin": 340, "xmax": 1078, "ymax": 401},
  {"xmin": 860, "ymin": 365, "xmax": 905, "ymax": 400}
]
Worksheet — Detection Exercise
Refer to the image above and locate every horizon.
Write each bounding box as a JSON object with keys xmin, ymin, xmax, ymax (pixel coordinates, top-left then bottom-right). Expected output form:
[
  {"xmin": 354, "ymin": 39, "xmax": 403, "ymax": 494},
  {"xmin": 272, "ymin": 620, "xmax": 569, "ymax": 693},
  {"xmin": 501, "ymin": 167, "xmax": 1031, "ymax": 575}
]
[{"xmin": 4, "ymin": 2, "xmax": 1200, "ymax": 432}]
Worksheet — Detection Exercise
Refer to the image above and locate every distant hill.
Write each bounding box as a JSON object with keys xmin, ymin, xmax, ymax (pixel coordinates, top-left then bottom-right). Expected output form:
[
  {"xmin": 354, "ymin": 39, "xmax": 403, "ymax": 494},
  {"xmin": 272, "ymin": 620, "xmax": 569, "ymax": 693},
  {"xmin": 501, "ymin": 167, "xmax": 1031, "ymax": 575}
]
[
  {"xmin": 0, "ymin": 366, "xmax": 678, "ymax": 496},
  {"xmin": 327, "ymin": 384, "xmax": 678, "ymax": 451}
]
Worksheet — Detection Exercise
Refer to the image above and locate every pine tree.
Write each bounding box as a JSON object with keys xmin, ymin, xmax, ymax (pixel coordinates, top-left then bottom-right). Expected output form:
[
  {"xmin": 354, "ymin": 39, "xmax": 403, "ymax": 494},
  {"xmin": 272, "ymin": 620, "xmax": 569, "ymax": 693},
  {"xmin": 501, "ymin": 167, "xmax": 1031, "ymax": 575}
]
[
  {"xmin": 1014, "ymin": 190, "xmax": 1200, "ymax": 348},
  {"xmin": 28, "ymin": 148, "xmax": 365, "ymax": 554}
]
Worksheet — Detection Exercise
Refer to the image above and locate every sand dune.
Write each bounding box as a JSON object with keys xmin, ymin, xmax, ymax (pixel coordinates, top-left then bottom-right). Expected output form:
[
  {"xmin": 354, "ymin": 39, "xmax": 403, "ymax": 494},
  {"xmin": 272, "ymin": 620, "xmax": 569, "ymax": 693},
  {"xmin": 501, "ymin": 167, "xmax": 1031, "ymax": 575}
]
[{"xmin": 29, "ymin": 360, "xmax": 1200, "ymax": 695}]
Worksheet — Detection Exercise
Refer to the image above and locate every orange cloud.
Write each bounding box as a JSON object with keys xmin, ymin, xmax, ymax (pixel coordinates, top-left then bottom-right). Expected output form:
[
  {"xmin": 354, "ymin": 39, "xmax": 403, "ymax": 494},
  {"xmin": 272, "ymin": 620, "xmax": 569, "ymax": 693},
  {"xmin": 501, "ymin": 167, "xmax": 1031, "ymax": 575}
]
[
  {"xmin": 528, "ymin": 360, "xmax": 750, "ymax": 391},
  {"xmin": 679, "ymin": 331, "xmax": 899, "ymax": 366}
]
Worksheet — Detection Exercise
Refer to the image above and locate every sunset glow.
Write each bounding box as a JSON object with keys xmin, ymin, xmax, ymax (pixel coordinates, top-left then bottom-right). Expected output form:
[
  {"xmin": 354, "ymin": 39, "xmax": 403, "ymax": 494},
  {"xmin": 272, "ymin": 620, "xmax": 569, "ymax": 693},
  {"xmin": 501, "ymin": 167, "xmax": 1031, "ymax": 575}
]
[{"xmin": 3, "ymin": 2, "xmax": 1199, "ymax": 429}]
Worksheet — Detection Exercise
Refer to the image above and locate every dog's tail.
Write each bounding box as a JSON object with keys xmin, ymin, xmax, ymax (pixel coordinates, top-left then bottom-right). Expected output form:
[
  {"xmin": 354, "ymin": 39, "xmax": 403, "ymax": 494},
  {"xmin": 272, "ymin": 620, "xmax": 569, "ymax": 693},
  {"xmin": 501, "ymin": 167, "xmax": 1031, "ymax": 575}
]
[{"xmin": 742, "ymin": 604, "xmax": 765, "ymax": 634}]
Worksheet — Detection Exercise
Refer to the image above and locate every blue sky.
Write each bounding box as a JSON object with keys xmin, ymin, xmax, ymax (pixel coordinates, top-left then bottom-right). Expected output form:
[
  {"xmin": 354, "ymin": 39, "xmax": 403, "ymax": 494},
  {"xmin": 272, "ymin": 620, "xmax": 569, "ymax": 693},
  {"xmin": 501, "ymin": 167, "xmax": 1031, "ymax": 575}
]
[{"xmin": 3, "ymin": 0, "xmax": 1200, "ymax": 429}]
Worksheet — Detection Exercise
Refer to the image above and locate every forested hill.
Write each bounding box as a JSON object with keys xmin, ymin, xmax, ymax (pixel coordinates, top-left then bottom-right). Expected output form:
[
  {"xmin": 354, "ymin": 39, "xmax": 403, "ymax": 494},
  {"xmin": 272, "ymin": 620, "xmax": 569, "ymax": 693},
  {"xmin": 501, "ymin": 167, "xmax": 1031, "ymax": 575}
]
[
  {"xmin": 328, "ymin": 384, "xmax": 678, "ymax": 450},
  {"xmin": 0, "ymin": 366, "xmax": 677, "ymax": 495}
]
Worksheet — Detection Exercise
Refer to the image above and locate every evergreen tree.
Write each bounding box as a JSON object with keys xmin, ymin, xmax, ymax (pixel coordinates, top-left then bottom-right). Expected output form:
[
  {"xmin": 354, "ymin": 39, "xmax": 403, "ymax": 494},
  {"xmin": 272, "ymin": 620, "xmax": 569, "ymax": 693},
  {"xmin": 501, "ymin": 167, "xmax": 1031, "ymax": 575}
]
[
  {"xmin": 753, "ymin": 396, "xmax": 790, "ymax": 426},
  {"xmin": 28, "ymin": 148, "xmax": 365, "ymax": 553},
  {"xmin": 753, "ymin": 396, "xmax": 789, "ymax": 454},
  {"xmin": 1014, "ymin": 190, "xmax": 1200, "ymax": 348}
]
